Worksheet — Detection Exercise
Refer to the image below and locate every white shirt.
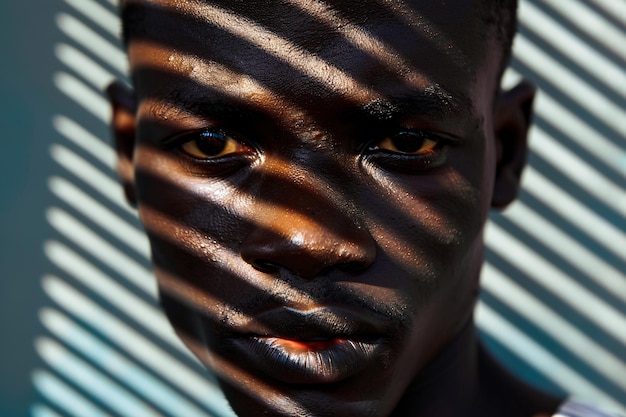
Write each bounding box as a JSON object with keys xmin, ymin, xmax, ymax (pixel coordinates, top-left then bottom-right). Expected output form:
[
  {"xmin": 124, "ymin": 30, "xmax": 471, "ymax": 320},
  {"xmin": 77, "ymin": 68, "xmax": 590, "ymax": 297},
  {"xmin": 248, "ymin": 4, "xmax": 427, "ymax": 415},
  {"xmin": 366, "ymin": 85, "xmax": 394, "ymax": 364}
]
[{"xmin": 553, "ymin": 399, "xmax": 626, "ymax": 417}]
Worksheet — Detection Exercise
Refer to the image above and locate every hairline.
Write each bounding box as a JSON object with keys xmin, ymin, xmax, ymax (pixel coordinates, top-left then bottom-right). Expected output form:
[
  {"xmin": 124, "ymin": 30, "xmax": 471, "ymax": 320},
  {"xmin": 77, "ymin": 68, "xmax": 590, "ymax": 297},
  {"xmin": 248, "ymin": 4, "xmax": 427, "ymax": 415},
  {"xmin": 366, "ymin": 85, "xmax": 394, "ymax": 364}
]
[{"xmin": 118, "ymin": 0, "xmax": 518, "ymax": 90}]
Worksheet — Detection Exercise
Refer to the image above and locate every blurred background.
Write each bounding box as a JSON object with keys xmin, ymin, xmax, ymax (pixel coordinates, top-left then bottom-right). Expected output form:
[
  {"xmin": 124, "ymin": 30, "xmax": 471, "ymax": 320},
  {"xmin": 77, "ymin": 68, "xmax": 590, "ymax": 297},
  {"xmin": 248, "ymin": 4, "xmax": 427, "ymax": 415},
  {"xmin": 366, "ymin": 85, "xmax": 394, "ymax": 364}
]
[{"xmin": 1, "ymin": 0, "xmax": 625, "ymax": 416}]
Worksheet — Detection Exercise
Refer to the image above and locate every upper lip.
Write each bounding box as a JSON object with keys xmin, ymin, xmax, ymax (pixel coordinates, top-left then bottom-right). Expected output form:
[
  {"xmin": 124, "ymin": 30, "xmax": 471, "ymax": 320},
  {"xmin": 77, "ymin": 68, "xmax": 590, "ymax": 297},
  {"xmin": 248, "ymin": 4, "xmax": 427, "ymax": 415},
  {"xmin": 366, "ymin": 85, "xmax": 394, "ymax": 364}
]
[{"xmin": 239, "ymin": 306, "xmax": 386, "ymax": 341}]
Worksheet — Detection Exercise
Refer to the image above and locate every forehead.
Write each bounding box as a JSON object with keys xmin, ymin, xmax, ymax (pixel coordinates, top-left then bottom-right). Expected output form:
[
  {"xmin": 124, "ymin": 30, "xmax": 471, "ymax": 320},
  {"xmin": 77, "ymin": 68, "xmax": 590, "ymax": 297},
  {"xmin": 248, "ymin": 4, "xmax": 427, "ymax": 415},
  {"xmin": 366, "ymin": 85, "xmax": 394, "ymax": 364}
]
[{"xmin": 125, "ymin": 0, "xmax": 496, "ymax": 118}]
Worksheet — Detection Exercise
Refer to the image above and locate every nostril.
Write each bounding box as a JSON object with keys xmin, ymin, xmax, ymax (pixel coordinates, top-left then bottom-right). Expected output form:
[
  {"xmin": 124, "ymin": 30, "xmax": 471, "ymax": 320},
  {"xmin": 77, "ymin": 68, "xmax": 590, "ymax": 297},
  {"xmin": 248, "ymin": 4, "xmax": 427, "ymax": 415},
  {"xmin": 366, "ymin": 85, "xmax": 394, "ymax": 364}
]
[
  {"xmin": 338, "ymin": 261, "xmax": 370, "ymax": 273},
  {"xmin": 250, "ymin": 259, "xmax": 280, "ymax": 274},
  {"xmin": 240, "ymin": 215, "xmax": 377, "ymax": 279}
]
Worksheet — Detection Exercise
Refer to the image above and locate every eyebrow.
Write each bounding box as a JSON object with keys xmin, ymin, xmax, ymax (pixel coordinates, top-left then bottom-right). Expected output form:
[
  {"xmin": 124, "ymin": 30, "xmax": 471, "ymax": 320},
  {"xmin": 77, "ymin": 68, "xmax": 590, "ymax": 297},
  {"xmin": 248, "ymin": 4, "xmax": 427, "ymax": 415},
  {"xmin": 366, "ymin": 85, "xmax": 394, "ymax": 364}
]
[
  {"xmin": 149, "ymin": 90, "xmax": 473, "ymax": 131},
  {"xmin": 355, "ymin": 86, "xmax": 473, "ymax": 122},
  {"xmin": 148, "ymin": 92, "xmax": 263, "ymax": 123}
]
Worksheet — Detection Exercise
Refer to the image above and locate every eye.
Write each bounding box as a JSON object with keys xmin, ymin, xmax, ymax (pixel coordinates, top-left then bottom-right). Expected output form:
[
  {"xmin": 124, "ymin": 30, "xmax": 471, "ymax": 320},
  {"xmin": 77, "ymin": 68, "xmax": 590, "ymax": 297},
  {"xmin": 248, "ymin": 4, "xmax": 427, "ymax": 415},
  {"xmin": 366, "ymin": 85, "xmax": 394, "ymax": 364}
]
[
  {"xmin": 368, "ymin": 131, "xmax": 438, "ymax": 155},
  {"xmin": 361, "ymin": 130, "xmax": 452, "ymax": 173},
  {"xmin": 178, "ymin": 129, "xmax": 253, "ymax": 160}
]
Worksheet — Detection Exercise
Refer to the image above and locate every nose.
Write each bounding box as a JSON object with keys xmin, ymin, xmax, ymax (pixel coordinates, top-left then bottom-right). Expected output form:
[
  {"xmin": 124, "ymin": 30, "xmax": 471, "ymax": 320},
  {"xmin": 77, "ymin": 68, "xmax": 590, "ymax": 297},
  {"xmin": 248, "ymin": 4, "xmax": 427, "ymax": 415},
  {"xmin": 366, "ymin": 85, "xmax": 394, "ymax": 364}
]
[{"xmin": 240, "ymin": 174, "xmax": 376, "ymax": 279}]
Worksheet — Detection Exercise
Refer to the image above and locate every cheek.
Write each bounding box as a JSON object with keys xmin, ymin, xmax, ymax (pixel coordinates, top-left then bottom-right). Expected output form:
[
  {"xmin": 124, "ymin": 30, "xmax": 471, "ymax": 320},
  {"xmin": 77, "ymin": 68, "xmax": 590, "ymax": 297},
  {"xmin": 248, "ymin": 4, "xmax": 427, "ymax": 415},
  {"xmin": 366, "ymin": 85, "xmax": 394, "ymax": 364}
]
[
  {"xmin": 356, "ymin": 138, "xmax": 490, "ymax": 337},
  {"xmin": 361, "ymin": 163, "xmax": 484, "ymax": 280},
  {"xmin": 134, "ymin": 143, "xmax": 249, "ymax": 244},
  {"xmin": 133, "ymin": 145, "xmax": 260, "ymax": 316},
  {"xmin": 364, "ymin": 169, "xmax": 486, "ymax": 390}
]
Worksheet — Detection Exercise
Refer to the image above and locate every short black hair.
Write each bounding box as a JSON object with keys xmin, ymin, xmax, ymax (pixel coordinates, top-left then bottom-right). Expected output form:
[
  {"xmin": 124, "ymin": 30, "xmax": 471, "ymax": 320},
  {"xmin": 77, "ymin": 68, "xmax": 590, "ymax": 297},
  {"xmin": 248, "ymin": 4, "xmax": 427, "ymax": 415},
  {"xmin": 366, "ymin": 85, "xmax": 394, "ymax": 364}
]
[
  {"xmin": 119, "ymin": 0, "xmax": 518, "ymax": 78},
  {"xmin": 480, "ymin": 0, "xmax": 519, "ymax": 77}
]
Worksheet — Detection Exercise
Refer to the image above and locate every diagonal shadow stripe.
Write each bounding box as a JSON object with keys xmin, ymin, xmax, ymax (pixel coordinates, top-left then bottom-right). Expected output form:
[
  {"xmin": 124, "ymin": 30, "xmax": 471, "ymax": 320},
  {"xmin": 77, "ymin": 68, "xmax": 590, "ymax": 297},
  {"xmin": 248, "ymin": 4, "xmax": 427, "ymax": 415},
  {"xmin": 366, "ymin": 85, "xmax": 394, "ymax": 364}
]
[
  {"xmin": 32, "ymin": 370, "xmax": 112, "ymax": 417},
  {"xmin": 33, "ymin": 0, "xmax": 626, "ymax": 415},
  {"xmin": 41, "ymin": 274, "xmax": 234, "ymax": 416}
]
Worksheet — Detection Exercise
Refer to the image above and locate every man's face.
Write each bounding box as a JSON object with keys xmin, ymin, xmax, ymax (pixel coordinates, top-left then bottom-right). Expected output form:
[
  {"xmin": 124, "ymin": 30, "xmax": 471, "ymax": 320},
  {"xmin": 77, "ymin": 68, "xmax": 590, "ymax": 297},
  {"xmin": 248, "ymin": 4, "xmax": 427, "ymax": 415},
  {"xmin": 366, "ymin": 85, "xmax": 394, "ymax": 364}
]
[{"xmin": 120, "ymin": 0, "xmax": 505, "ymax": 415}]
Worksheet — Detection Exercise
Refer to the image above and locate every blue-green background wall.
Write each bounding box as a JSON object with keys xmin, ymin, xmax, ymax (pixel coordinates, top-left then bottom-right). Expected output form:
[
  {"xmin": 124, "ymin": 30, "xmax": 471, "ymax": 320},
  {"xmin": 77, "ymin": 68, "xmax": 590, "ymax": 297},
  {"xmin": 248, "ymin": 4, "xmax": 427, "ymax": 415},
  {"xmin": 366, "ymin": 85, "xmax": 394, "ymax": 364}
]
[{"xmin": 1, "ymin": 1, "xmax": 625, "ymax": 416}]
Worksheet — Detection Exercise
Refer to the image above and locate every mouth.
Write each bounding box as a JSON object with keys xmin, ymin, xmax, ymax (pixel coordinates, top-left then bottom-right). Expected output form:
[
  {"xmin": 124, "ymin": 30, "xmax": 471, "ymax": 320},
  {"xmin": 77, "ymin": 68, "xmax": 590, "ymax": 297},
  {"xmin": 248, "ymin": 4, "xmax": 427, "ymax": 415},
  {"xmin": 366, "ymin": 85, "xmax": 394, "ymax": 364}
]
[
  {"xmin": 233, "ymin": 336, "xmax": 383, "ymax": 384},
  {"xmin": 225, "ymin": 307, "xmax": 388, "ymax": 385}
]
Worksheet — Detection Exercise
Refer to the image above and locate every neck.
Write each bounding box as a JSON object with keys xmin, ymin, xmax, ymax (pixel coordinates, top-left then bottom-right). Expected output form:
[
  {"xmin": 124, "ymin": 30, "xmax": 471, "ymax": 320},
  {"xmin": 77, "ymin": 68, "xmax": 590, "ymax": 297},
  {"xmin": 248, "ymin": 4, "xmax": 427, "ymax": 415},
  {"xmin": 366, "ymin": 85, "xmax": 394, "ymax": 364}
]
[
  {"xmin": 390, "ymin": 322, "xmax": 562, "ymax": 417},
  {"xmin": 390, "ymin": 321, "xmax": 478, "ymax": 417}
]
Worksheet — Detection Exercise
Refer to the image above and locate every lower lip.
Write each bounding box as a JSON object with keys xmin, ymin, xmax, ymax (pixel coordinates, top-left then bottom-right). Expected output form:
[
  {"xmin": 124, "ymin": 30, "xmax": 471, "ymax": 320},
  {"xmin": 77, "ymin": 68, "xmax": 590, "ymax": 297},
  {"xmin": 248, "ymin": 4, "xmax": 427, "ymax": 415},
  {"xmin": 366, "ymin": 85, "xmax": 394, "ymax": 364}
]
[{"xmin": 231, "ymin": 336, "xmax": 383, "ymax": 384}]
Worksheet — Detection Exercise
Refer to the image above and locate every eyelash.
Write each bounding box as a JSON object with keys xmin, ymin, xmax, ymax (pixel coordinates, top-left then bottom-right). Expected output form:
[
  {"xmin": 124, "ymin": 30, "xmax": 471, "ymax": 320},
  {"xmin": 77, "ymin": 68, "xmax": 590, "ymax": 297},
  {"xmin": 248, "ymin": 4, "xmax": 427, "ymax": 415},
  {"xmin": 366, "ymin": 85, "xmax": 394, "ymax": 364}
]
[
  {"xmin": 164, "ymin": 127, "xmax": 259, "ymax": 174},
  {"xmin": 164, "ymin": 127, "xmax": 451, "ymax": 175},
  {"xmin": 367, "ymin": 130, "xmax": 441, "ymax": 154},
  {"xmin": 361, "ymin": 129, "xmax": 452, "ymax": 172},
  {"xmin": 165, "ymin": 128, "xmax": 250, "ymax": 152}
]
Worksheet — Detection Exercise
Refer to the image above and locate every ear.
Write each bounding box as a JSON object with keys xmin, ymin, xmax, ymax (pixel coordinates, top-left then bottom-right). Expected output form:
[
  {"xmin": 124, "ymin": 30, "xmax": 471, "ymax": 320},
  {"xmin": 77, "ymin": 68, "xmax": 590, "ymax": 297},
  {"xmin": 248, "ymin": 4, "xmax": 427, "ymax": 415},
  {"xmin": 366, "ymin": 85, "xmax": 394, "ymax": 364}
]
[
  {"xmin": 491, "ymin": 80, "xmax": 536, "ymax": 209},
  {"xmin": 107, "ymin": 81, "xmax": 138, "ymax": 207}
]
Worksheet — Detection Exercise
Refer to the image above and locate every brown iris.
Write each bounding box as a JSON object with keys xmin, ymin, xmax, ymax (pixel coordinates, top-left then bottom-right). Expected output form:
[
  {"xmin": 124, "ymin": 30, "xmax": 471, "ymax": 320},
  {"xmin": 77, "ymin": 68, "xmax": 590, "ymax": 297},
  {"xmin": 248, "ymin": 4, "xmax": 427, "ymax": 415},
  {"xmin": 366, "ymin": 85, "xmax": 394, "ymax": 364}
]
[
  {"xmin": 180, "ymin": 130, "xmax": 251, "ymax": 159},
  {"xmin": 373, "ymin": 131, "xmax": 438, "ymax": 155}
]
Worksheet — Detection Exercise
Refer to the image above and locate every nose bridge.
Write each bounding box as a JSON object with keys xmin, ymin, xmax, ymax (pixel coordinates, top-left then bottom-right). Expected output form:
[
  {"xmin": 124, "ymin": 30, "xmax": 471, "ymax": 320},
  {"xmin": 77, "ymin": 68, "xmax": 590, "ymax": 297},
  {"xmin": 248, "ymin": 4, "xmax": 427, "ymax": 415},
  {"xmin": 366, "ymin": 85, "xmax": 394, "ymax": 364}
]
[{"xmin": 240, "ymin": 159, "xmax": 376, "ymax": 279}]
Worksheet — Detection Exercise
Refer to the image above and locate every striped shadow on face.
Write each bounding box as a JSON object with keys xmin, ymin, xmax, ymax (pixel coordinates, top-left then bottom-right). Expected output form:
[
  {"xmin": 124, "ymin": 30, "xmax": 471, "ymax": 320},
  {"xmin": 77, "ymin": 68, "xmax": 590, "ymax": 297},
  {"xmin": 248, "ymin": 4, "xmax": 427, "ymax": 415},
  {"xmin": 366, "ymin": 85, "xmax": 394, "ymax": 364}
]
[{"xmin": 31, "ymin": 0, "xmax": 626, "ymax": 416}]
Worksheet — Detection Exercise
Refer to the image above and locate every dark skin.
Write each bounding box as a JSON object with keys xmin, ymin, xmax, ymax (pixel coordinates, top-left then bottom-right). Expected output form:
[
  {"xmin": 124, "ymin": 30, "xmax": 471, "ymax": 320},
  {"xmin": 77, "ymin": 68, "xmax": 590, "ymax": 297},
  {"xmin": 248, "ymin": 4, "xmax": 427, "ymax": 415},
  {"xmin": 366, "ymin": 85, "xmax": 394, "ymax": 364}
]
[{"xmin": 109, "ymin": 0, "xmax": 562, "ymax": 415}]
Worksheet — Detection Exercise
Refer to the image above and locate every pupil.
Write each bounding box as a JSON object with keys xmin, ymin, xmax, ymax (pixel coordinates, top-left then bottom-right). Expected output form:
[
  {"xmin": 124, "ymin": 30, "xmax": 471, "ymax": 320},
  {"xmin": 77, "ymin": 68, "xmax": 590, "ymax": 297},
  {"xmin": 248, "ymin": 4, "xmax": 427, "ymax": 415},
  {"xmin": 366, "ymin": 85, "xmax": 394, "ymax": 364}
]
[
  {"xmin": 392, "ymin": 132, "xmax": 424, "ymax": 153},
  {"xmin": 197, "ymin": 131, "xmax": 227, "ymax": 156}
]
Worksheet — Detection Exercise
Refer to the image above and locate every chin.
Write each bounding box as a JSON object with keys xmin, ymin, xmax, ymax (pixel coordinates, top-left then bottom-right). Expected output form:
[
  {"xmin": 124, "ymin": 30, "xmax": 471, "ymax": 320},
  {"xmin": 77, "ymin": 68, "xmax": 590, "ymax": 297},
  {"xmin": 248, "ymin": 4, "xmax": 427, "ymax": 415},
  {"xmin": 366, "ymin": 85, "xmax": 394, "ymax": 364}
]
[{"xmin": 219, "ymin": 381, "xmax": 390, "ymax": 417}]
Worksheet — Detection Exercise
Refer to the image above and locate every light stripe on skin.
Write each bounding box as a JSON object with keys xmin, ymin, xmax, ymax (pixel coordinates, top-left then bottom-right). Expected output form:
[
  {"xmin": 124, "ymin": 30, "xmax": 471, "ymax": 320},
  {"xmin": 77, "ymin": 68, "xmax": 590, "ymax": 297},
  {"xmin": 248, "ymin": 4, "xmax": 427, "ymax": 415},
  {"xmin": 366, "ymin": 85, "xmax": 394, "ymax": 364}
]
[
  {"xmin": 137, "ymin": 197, "xmax": 344, "ymax": 313},
  {"xmin": 282, "ymin": 0, "xmax": 431, "ymax": 91},
  {"xmin": 133, "ymin": 142, "xmax": 460, "ymax": 278},
  {"xmin": 357, "ymin": 161, "xmax": 479, "ymax": 284},
  {"xmin": 137, "ymin": 201, "xmax": 411, "ymax": 323},
  {"xmin": 133, "ymin": 43, "xmax": 470, "ymax": 145},
  {"xmin": 130, "ymin": 42, "xmax": 312, "ymax": 129},
  {"xmin": 372, "ymin": 0, "xmax": 470, "ymax": 70},
  {"xmin": 138, "ymin": 203, "xmax": 333, "ymax": 321},
  {"xmin": 152, "ymin": 265, "xmax": 260, "ymax": 331},
  {"xmin": 129, "ymin": 0, "xmax": 380, "ymax": 103},
  {"xmin": 178, "ymin": 334, "xmax": 312, "ymax": 417}
]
